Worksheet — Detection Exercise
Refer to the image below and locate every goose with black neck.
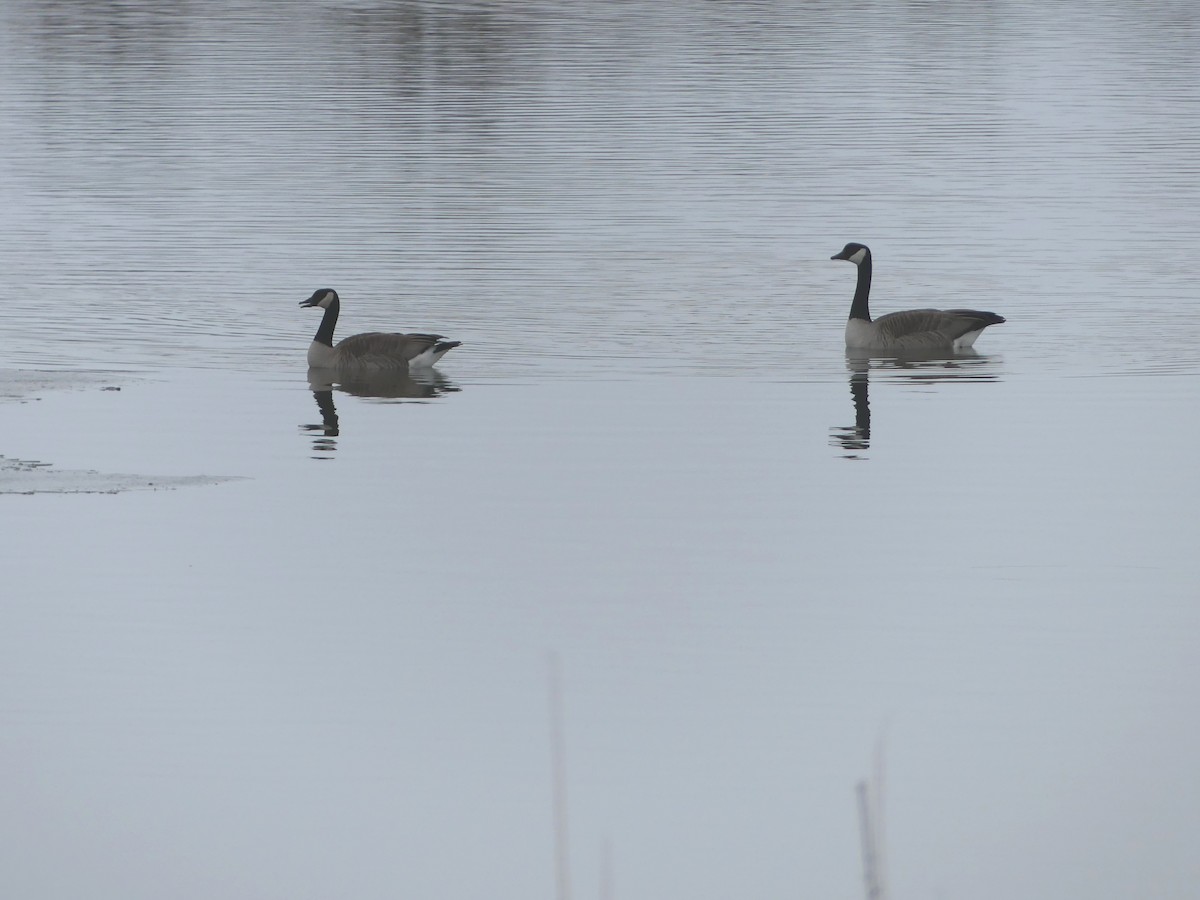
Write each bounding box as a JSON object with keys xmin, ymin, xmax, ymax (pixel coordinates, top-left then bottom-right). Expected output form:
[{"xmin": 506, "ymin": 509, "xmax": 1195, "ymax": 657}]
[
  {"xmin": 300, "ymin": 288, "xmax": 461, "ymax": 371},
  {"xmin": 831, "ymin": 243, "xmax": 1005, "ymax": 351}
]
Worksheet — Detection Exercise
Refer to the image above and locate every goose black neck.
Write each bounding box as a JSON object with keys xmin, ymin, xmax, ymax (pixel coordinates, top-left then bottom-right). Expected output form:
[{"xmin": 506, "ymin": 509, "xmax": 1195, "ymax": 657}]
[
  {"xmin": 314, "ymin": 297, "xmax": 339, "ymax": 347},
  {"xmin": 848, "ymin": 257, "xmax": 872, "ymax": 322}
]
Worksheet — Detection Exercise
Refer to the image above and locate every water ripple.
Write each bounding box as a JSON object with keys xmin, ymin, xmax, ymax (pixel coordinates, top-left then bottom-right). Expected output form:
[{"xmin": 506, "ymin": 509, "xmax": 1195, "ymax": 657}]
[{"xmin": 0, "ymin": 1, "xmax": 1197, "ymax": 381}]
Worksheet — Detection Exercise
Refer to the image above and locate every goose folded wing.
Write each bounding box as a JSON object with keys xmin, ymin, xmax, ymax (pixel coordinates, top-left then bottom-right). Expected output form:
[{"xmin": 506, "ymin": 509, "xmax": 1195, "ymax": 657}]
[
  {"xmin": 338, "ymin": 331, "xmax": 444, "ymax": 360},
  {"xmin": 873, "ymin": 308, "xmax": 1001, "ymax": 345}
]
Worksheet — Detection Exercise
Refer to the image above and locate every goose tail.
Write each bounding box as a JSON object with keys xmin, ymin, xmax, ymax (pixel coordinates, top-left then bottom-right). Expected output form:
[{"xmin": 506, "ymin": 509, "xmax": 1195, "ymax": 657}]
[
  {"xmin": 411, "ymin": 340, "xmax": 463, "ymax": 368},
  {"xmin": 946, "ymin": 309, "xmax": 1006, "ymax": 327}
]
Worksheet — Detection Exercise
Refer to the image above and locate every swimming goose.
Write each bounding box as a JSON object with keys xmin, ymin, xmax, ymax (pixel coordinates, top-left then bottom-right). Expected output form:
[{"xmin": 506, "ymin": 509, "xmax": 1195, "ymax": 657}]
[
  {"xmin": 300, "ymin": 288, "xmax": 461, "ymax": 370},
  {"xmin": 831, "ymin": 243, "xmax": 1005, "ymax": 351}
]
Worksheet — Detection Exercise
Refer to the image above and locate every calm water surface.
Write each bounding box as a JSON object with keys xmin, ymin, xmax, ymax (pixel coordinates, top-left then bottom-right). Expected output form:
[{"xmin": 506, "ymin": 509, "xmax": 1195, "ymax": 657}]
[{"xmin": 2, "ymin": 3, "xmax": 1198, "ymax": 900}]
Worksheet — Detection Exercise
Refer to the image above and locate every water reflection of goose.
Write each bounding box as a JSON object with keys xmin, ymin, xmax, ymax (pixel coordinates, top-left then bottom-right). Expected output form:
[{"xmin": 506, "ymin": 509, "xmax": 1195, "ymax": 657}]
[
  {"xmin": 830, "ymin": 349, "xmax": 1002, "ymax": 458},
  {"xmin": 302, "ymin": 369, "xmax": 461, "ymax": 457},
  {"xmin": 830, "ymin": 364, "xmax": 871, "ymax": 457},
  {"xmin": 311, "ymin": 368, "xmax": 461, "ymax": 400},
  {"xmin": 300, "ymin": 288, "xmax": 461, "ymax": 371},
  {"xmin": 831, "ymin": 243, "xmax": 1005, "ymax": 351}
]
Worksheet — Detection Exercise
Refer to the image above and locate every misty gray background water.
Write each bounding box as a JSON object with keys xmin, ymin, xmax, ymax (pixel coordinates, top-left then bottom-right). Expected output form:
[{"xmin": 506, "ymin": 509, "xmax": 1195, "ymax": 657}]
[{"xmin": 2, "ymin": 3, "xmax": 1198, "ymax": 899}]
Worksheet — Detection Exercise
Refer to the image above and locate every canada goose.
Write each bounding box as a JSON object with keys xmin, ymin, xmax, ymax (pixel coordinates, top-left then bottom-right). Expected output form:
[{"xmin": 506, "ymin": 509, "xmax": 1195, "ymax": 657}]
[
  {"xmin": 831, "ymin": 243, "xmax": 1005, "ymax": 351},
  {"xmin": 300, "ymin": 288, "xmax": 461, "ymax": 370}
]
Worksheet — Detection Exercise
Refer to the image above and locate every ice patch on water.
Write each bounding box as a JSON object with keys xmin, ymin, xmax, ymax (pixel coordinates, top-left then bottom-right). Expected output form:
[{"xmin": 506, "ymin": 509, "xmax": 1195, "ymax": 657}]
[
  {"xmin": 0, "ymin": 455, "xmax": 241, "ymax": 495},
  {"xmin": 0, "ymin": 369, "xmax": 131, "ymax": 403},
  {"xmin": 1, "ymin": 370, "xmax": 241, "ymax": 494}
]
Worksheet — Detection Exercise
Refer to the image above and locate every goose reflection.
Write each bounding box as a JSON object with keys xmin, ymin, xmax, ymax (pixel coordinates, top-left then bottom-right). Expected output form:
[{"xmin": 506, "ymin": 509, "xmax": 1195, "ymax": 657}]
[
  {"xmin": 830, "ymin": 348, "xmax": 1002, "ymax": 459},
  {"xmin": 301, "ymin": 368, "xmax": 461, "ymax": 458}
]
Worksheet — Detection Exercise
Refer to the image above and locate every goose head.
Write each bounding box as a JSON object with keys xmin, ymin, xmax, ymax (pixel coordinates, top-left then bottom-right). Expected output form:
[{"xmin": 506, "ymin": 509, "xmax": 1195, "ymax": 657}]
[
  {"xmin": 831, "ymin": 243, "xmax": 871, "ymax": 266},
  {"xmin": 300, "ymin": 288, "xmax": 339, "ymax": 309}
]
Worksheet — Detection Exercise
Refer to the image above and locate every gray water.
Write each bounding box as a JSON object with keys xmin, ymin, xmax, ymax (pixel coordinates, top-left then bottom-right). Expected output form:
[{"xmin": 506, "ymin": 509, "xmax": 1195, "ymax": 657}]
[{"xmin": 2, "ymin": 3, "xmax": 1199, "ymax": 899}]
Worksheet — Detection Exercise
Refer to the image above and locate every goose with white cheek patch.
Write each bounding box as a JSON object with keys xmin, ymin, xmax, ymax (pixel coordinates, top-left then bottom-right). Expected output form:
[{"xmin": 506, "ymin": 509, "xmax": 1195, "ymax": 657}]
[
  {"xmin": 831, "ymin": 243, "xmax": 1005, "ymax": 351},
  {"xmin": 300, "ymin": 288, "xmax": 461, "ymax": 371}
]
